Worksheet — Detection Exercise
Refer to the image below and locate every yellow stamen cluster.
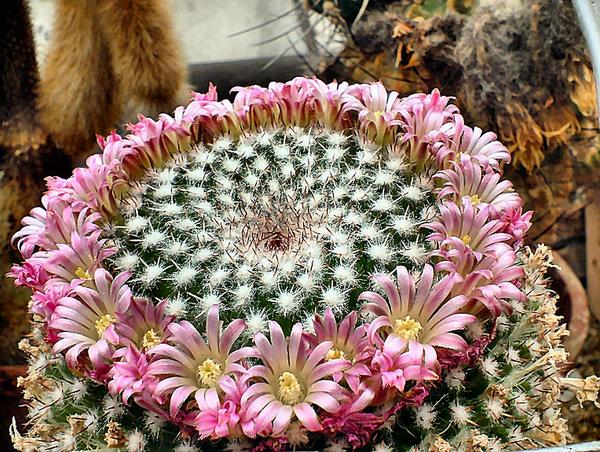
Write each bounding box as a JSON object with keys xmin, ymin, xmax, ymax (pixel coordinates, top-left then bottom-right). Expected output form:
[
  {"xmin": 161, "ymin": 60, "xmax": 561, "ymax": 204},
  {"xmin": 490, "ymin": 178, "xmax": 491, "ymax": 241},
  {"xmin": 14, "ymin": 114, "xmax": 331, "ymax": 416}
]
[
  {"xmin": 95, "ymin": 314, "xmax": 116, "ymax": 338},
  {"xmin": 461, "ymin": 234, "xmax": 472, "ymax": 246},
  {"xmin": 141, "ymin": 329, "xmax": 161, "ymax": 350},
  {"xmin": 197, "ymin": 358, "xmax": 223, "ymax": 388},
  {"xmin": 325, "ymin": 347, "xmax": 347, "ymax": 361},
  {"xmin": 394, "ymin": 316, "xmax": 423, "ymax": 341},
  {"xmin": 75, "ymin": 267, "xmax": 92, "ymax": 280},
  {"xmin": 469, "ymin": 194, "xmax": 481, "ymax": 205},
  {"xmin": 278, "ymin": 371, "xmax": 304, "ymax": 405}
]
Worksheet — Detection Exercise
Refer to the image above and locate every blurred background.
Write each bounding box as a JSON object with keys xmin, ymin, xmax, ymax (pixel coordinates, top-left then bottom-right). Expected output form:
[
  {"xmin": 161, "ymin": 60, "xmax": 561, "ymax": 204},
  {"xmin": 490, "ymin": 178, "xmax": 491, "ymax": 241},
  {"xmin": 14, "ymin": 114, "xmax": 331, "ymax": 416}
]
[{"xmin": 2, "ymin": 0, "xmax": 600, "ymax": 449}]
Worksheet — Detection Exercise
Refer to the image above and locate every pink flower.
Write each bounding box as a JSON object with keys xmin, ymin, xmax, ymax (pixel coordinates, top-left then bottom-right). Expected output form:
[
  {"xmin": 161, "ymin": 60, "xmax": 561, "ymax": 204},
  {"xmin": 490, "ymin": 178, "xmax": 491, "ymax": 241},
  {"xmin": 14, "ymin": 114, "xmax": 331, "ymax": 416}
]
[
  {"xmin": 97, "ymin": 130, "xmax": 130, "ymax": 164},
  {"xmin": 114, "ymin": 298, "xmax": 174, "ymax": 356},
  {"xmin": 241, "ymin": 322, "xmax": 349, "ymax": 437},
  {"xmin": 192, "ymin": 83, "xmax": 218, "ymax": 103},
  {"xmin": 188, "ymin": 375, "xmax": 246, "ymax": 439},
  {"xmin": 432, "ymin": 114, "xmax": 511, "ymax": 169},
  {"xmin": 9, "ymin": 261, "xmax": 49, "ymax": 291},
  {"xmin": 149, "ymin": 305, "xmax": 251, "ymax": 417},
  {"xmin": 30, "ymin": 279, "xmax": 78, "ymax": 320},
  {"xmin": 425, "ymin": 198, "xmax": 512, "ymax": 266},
  {"xmin": 321, "ymin": 391, "xmax": 386, "ymax": 448},
  {"xmin": 12, "ymin": 197, "xmax": 100, "ymax": 259},
  {"xmin": 359, "ymin": 265, "xmax": 476, "ymax": 367},
  {"xmin": 452, "ymin": 246, "xmax": 525, "ymax": 316},
  {"xmin": 343, "ymin": 82, "xmax": 402, "ymax": 146},
  {"xmin": 497, "ymin": 206, "xmax": 533, "ymax": 248},
  {"xmin": 67, "ymin": 162, "xmax": 119, "ymax": 217},
  {"xmin": 108, "ymin": 345, "xmax": 158, "ymax": 405},
  {"xmin": 122, "ymin": 114, "xmax": 192, "ymax": 180},
  {"xmin": 232, "ymin": 84, "xmax": 276, "ymax": 130},
  {"xmin": 50, "ymin": 269, "xmax": 132, "ymax": 379},
  {"xmin": 310, "ymin": 309, "xmax": 370, "ymax": 393},
  {"xmin": 436, "ymin": 155, "xmax": 522, "ymax": 217},
  {"xmin": 396, "ymin": 89, "xmax": 457, "ymax": 162},
  {"xmin": 268, "ymin": 77, "xmax": 315, "ymax": 127},
  {"xmin": 12, "ymin": 204, "xmax": 50, "ymax": 258},
  {"xmin": 40, "ymin": 231, "xmax": 114, "ymax": 283},
  {"xmin": 365, "ymin": 337, "xmax": 438, "ymax": 405},
  {"xmin": 309, "ymin": 78, "xmax": 351, "ymax": 129}
]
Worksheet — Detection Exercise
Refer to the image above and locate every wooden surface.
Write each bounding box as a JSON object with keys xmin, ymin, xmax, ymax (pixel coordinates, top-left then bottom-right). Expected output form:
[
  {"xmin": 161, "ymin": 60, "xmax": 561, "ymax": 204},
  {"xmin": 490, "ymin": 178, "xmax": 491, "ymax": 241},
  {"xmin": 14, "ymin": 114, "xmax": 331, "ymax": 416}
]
[{"xmin": 586, "ymin": 197, "xmax": 600, "ymax": 321}]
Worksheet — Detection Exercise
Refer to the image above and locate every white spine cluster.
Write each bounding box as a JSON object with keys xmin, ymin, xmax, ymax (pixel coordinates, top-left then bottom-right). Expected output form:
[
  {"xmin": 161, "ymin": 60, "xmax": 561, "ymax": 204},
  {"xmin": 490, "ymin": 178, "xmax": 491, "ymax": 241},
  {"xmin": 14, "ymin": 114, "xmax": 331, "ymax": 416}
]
[{"xmin": 111, "ymin": 128, "xmax": 435, "ymax": 329}]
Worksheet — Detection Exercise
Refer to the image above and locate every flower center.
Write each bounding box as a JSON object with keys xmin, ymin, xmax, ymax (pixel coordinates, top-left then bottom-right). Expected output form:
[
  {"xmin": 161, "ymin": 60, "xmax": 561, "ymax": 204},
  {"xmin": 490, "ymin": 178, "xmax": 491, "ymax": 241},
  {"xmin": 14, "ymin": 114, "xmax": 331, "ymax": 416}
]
[
  {"xmin": 461, "ymin": 234, "xmax": 472, "ymax": 246},
  {"xmin": 141, "ymin": 329, "xmax": 161, "ymax": 350},
  {"xmin": 325, "ymin": 347, "xmax": 346, "ymax": 361},
  {"xmin": 95, "ymin": 314, "xmax": 116, "ymax": 338},
  {"xmin": 278, "ymin": 371, "xmax": 304, "ymax": 405},
  {"xmin": 75, "ymin": 267, "xmax": 92, "ymax": 280},
  {"xmin": 394, "ymin": 316, "xmax": 423, "ymax": 341},
  {"xmin": 468, "ymin": 194, "xmax": 481, "ymax": 205},
  {"xmin": 196, "ymin": 358, "xmax": 223, "ymax": 388}
]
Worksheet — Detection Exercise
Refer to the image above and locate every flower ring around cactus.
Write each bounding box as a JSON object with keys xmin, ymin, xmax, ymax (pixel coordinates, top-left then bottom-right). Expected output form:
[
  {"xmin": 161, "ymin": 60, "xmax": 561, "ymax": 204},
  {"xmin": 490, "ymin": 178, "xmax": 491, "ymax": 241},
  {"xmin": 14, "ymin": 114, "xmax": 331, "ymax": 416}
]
[{"xmin": 11, "ymin": 77, "xmax": 590, "ymax": 452}]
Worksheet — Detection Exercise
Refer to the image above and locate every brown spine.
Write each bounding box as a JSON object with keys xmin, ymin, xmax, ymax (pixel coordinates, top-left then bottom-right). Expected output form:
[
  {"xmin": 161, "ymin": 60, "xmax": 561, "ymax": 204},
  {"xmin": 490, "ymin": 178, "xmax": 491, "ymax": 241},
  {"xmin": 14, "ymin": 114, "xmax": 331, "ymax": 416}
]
[
  {"xmin": 38, "ymin": 0, "xmax": 121, "ymax": 158},
  {"xmin": 96, "ymin": 0, "xmax": 189, "ymax": 121}
]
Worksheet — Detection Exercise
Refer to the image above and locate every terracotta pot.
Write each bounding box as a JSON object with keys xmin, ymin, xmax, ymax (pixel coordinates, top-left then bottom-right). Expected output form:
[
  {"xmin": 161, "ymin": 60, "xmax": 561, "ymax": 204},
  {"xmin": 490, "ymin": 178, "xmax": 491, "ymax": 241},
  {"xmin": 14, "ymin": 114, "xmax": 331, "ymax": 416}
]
[{"xmin": 549, "ymin": 252, "xmax": 590, "ymax": 360}]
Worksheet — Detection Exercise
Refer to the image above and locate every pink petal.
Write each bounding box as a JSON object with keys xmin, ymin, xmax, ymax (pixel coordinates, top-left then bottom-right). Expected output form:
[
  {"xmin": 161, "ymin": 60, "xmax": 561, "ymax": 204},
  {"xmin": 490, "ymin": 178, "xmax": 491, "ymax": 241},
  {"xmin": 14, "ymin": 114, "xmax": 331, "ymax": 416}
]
[{"xmin": 293, "ymin": 402, "xmax": 322, "ymax": 432}]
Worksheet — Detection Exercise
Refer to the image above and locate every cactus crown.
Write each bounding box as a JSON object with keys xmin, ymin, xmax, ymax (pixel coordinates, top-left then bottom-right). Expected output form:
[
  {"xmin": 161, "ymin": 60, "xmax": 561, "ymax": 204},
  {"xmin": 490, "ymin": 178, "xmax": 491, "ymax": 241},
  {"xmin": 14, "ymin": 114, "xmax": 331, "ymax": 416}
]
[{"xmin": 111, "ymin": 128, "xmax": 435, "ymax": 331}]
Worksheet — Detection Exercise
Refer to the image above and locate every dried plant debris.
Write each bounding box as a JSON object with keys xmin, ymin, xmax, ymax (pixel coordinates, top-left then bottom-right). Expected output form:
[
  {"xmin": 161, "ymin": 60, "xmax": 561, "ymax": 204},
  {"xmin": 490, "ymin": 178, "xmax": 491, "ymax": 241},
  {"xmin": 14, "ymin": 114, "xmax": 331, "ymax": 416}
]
[
  {"xmin": 455, "ymin": 0, "xmax": 595, "ymax": 172},
  {"xmin": 316, "ymin": 0, "xmax": 598, "ymax": 173},
  {"xmin": 314, "ymin": 0, "xmax": 600, "ymax": 250}
]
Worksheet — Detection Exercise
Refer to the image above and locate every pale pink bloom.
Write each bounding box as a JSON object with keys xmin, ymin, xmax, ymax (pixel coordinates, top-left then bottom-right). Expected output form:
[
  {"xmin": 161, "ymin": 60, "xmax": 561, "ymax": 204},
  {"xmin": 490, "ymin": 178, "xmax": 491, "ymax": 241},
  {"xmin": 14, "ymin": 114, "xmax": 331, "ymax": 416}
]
[
  {"xmin": 231, "ymin": 84, "xmax": 276, "ymax": 130},
  {"xmin": 432, "ymin": 114, "xmax": 511, "ymax": 169},
  {"xmin": 368, "ymin": 336, "xmax": 438, "ymax": 395},
  {"xmin": 44, "ymin": 152, "xmax": 122, "ymax": 218},
  {"xmin": 44, "ymin": 206, "xmax": 102, "ymax": 250},
  {"xmin": 124, "ymin": 116, "xmax": 186, "ymax": 179},
  {"xmin": 436, "ymin": 155, "xmax": 522, "ymax": 217},
  {"xmin": 13, "ymin": 199, "xmax": 101, "ymax": 263},
  {"xmin": 344, "ymin": 82, "xmax": 400, "ymax": 114},
  {"xmin": 149, "ymin": 305, "xmax": 250, "ymax": 417},
  {"xmin": 202, "ymin": 100, "xmax": 244, "ymax": 137},
  {"xmin": 192, "ymin": 82, "xmax": 218, "ymax": 103},
  {"xmin": 122, "ymin": 113, "xmax": 192, "ymax": 181},
  {"xmin": 268, "ymin": 77, "xmax": 314, "ymax": 127},
  {"xmin": 396, "ymin": 89, "xmax": 457, "ymax": 162},
  {"xmin": 30, "ymin": 279, "xmax": 78, "ymax": 320},
  {"xmin": 497, "ymin": 206, "xmax": 533, "ymax": 248},
  {"xmin": 310, "ymin": 309, "xmax": 370, "ymax": 393},
  {"xmin": 108, "ymin": 345, "xmax": 158, "ymax": 405},
  {"xmin": 188, "ymin": 375, "xmax": 246, "ymax": 439},
  {"xmin": 9, "ymin": 261, "xmax": 49, "ymax": 291},
  {"xmin": 12, "ymin": 195, "xmax": 97, "ymax": 259},
  {"xmin": 50, "ymin": 269, "xmax": 132, "ymax": 379},
  {"xmin": 40, "ymin": 231, "xmax": 114, "ymax": 283},
  {"xmin": 12, "ymin": 204, "xmax": 49, "ymax": 258},
  {"xmin": 451, "ymin": 246, "xmax": 525, "ymax": 316},
  {"xmin": 241, "ymin": 322, "xmax": 349, "ymax": 437},
  {"xmin": 97, "ymin": 130, "xmax": 130, "ymax": 164},
  {"xmin": 309, "ymin": 78, "xmax": 351, "ymax": 129},
  {"xmin": 321, "ymin": 389, "xmax": 384, "ymax": 447},
  {"xmin": 114, "ymin": 298, "xmax": 174, "ymax": 357},
  {"xmin": 425, "ymin": 198, "xmax": 512, "ymax": 264},
  {"xmin": 343, "ymin": 82, "xmax": 402, "ymax": 146},
  {"xmin": 359, "ymin": 265, "xmax": 476, "ymax": 368}
]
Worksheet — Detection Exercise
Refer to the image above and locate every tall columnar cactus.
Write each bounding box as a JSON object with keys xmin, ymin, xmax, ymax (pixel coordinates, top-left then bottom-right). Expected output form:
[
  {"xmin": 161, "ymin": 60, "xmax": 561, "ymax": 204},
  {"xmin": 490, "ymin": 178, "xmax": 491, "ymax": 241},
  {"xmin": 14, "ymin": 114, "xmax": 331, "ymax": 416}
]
[{"xmin": 9, "ymin": 78, "xmax": 599, "ymax": 451}]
